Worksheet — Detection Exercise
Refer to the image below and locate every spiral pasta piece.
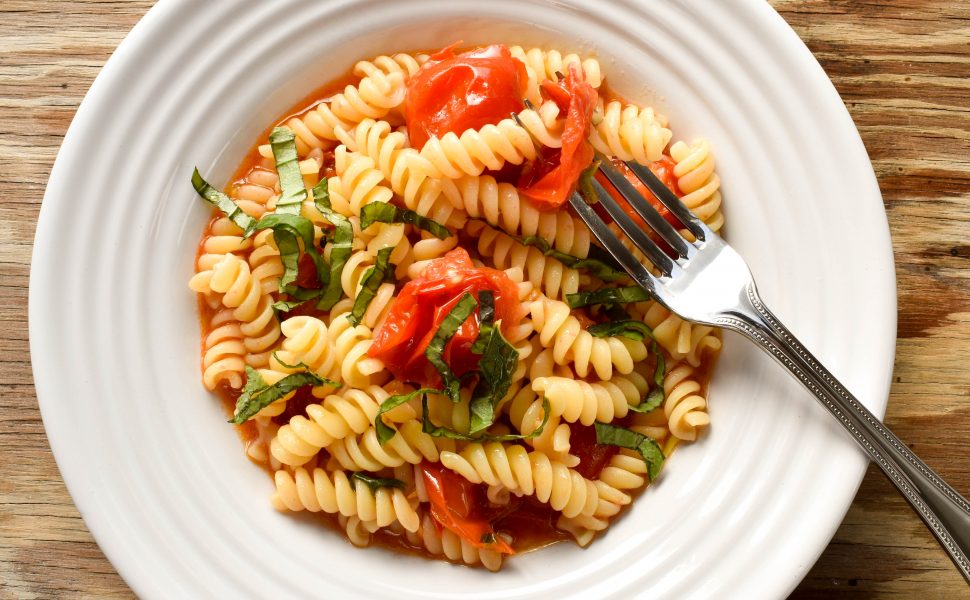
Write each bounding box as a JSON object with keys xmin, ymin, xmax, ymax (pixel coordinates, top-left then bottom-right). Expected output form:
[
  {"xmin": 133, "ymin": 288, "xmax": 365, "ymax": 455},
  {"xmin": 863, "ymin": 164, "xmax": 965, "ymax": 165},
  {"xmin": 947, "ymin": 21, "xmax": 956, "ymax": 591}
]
[
  {"xmin": 271, "ymin": 467, "xmax": 420, "ymax": 532},
  {"xmin": 664, "ymin": 363, "xmax": 710, "ymax": 441},
  {"xmin": 201, "ymin": 309, "xmax": 246, "ymax": 390},
  {"xmin": 417, "ymin": 101, "xmax": 563, "ymax": 180},
  {"xmin": 270, "ymin": 385, "xmax": 417, "ymax": 466},
  {"xmin": 326, "ymin": 312, "xmax": 387, "ymax": 389},
  {"xmin": 353, "ymin": 52, "xmax": 429, "ymax": 79},
  {"xmin": 189, "ymin": 254, "xmax": 281, "ymax": 366},
  {"xmin": 197, "ymin": 217, "xmax": 252, "ymax": 272},
  {"xmin": 670, "ymin": 139, "xmax": 723, "ymax": 232},
  {"xmin": 529, "ymin": 296, "xmax": 648, "ymax": 379},
  {"xmin": 247, "ymin": 230, "xmax": 283, "ymax": 294},
  {"xmin": 231, "ymin": 165, "xmax": 279, "ymax": 218},
  {"xmin": 506, "ymin": 385, "xmax": 576, "ymax": 467},
  {"xmin": 441, "ymin": 442, "xmax": 598, "ymax": 518},
  {"xmin": 328, "ymin": 420, "xmax": 456, "ymax": 472},
  {"xmin": 590, "ymin": 100, "xmax": 672, "ymax": 166},
  {"xmin": 467, "ymin": 221, "xmax": 580, "ymax": 301},
  {"xmin": 350, "ymin": 118, "xmax": 467, "ymax": 227},
  {"xmin": 443, "ymin": 175, "xmax": 591, "ymax": 257},
  {"xmin": 327, "ymin": 147, "xmax": 394, "ymax": 218},
  {"xmin": 531, "ymin": 371, "xmax": 649, "ymax": 426},
  {"xmin": 635, "ymin": 300, "xmax": 721, "ymax": 367},
  {"xmin": 404, "ymin": 513, "xmax": 506, "ymax": 571},
  {"xmin": 285, "ymin": 70, "xmax": 407, "ymax": 155}
]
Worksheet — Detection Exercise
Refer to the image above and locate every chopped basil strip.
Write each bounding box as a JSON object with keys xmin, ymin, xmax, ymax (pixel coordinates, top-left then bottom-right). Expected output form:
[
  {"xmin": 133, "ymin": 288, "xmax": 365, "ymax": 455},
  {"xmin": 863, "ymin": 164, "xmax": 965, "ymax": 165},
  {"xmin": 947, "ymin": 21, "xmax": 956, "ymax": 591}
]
[
  {"xmin": 253, "ymin": 213, "xmax": 327, "ymax": 293},
  {"xmin": 351, "ymin": 472, "xmax": 406, "ymax": 492},
  {"xmin": 625, "ymin": 342, "xmax": 666, "ymax": 413},
  {"xmin": 421, "ymin": 395, "xmax": 550, "ymax": 442},
  {"xmin": 269, "ymin": 127, "xmax": 307, "ymax": 215},
  {"xmin": 311, "ymin": 179, "xmax": 353, "ymax": 310},
  {"xmin": 579, "ymin": 159, "xmax": 602, "ymax": 206},
  {"xmin": 424, "ymin": 293, "xmax": 478, "ymax": 402},
  {"xmin": 565, "ymin": 285, "xmax": 651, "ymax": 309},
  {"xmin": 468, "ymin": 292, "xmax": 519, "ymax": 434},
  {"xmin": 359, "ymin": 202, "xmax": 452, "ymax": 240},
  {"xmin": 190, "ymin": 168, "xmax": 256, "ymax": 235},
  {"xmin": 375, "ymin": 387, "xmax": 443, "ymax": 444},
  {"xmin": 588, "ymin": 319, "xmax": 655, "ymax": 341},
  {"xmin": 348, "ymin": 246, "xmax": 395, "ymax": 326},
  {"xmin": 272, "ymin": 298, "xmax": 310, "ymax": 314},
  {"xmin": 594, "ymin": 422, "xmax": 664, "ymax": 481},
  {"xmin": 231, "ymin": 366, "xmax": 335, "ymax": 424},
  {"xmin": 269, "ymin": 352, "xmax": 314, "ymax": 372},
  {"xmin": 512, "ymin": 233, "xmax": 625, "ymax": 282}
]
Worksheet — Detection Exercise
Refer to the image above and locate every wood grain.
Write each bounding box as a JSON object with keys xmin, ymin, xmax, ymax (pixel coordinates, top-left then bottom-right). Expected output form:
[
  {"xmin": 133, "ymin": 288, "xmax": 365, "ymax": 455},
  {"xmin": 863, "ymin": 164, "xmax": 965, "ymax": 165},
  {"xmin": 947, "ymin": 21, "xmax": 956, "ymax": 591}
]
[{"xmin": 1, "ymin": 1, "xmax": 967, "ymax": 597}]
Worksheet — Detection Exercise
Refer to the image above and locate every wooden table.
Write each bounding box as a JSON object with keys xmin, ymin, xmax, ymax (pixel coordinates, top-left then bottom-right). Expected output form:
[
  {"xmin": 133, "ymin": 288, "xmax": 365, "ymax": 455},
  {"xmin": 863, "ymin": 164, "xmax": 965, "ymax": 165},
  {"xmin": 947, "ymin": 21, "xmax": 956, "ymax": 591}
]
[{"xmin": 2, "ymin": 1, "xmax": 968, "ymax": 597}]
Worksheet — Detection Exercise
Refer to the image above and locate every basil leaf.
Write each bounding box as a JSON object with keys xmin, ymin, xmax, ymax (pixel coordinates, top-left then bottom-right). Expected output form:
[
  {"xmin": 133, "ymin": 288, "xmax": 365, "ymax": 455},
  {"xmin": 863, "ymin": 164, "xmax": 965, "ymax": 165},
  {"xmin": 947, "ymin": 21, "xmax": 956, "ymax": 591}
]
[
  {"xmin": 272, "ymin": 298, "xmax": 310, "ymax": 314},
  {"xmin": 359, "ymin": 202, "xmax": 452, "ymax": 240},
  {"xmin": 231, "ymin": 366, "xmax": 335, "ymax": 424},
  {"xmin": 421, "ymin": 395, "xmax": 551, "ymax": 442},
  {"xmin": 578, "ymin": 158, "xmax": 602, "ymax": 206},
  {"xmin": 253, "ymin": 213, "xmax": 327, "ymax": 293},
  {"xmin": 468, "ymin": 293, "xmax": 518, "ymax": 434},
  {"xmin": 348, "ymin": 246, "xmax": 395, "ymax": 326},
  {"xmin": 374, "ymin": 387, "xmax": 443, "ymax": 444},
  {"xmin": 588, "ymin": 319, "xmax": 655, "ymax": 342},
  {"xmin": 269, "ymin": 127, "xmax": 306, "ymax": 215},
  {"xmin": 269, "ymin": 352, "xmax": 314, "ymax": 372},
  {"xmin": 424, "ymin": 293, "xmax": 478, "ymax": 402},
  {"xmin": 311, "ymin": 179, "xmax": 353, "ymax": 311},
  {"xmin": 594, "ymin": 421, "xmax": 665, "ymax": 481},
  {"xmin": 565, "ymin": 286, "xmax": 651, "ymax": 309},
  {"xmin": 351, "ymin": 472, "xmax": 406, "ymax": 492},
  {"xmin": 190, "ymin": 168, "xmax": 256, "ymax": 236}
]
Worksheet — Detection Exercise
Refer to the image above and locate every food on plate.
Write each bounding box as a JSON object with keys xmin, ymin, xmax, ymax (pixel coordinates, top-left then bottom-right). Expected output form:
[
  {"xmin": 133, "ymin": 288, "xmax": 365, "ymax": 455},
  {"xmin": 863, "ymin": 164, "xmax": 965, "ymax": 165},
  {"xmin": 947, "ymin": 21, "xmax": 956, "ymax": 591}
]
[{"xmin": 188, "ymin": 43, "xmax": 723, "ymax": 570}]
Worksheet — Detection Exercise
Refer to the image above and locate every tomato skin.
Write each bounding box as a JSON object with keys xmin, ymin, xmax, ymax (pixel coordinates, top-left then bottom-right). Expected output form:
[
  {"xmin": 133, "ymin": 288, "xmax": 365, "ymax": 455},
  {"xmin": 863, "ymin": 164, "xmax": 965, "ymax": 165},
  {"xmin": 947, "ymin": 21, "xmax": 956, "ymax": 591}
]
[
  {"xmin": 595, "ymin": 155, "xmax": 684, "ymax": 230},
  {"xmin": 420, "ymin": 462, "xmax": 515, "ymax": 554},
  {"xmin": 368, "ymin": 248, "xmax": 522, "ymax": 388},
  {"xmin": 406, "ymin": 44, "xmax": 527, "ymax": 149},
  {"xmin": 519, "ymin": 65, "xmax": 598, "ymax": 209}
]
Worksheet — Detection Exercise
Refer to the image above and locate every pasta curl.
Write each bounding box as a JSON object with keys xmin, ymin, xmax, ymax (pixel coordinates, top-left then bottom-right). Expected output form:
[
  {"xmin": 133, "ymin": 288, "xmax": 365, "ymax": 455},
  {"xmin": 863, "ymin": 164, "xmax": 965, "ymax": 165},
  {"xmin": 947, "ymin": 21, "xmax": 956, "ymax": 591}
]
[
  {"xmin": 328, "ymin": 421, "xmax": 456, "ymax": 472},
  {"xmin": 531, "ymin": 371, "xmax": 649, "ymax": 426},
  {"xmin": 670, "ymin": 139, "xmax": 723, "ymax": 232},
  {"xmin": 590, "ymin": 100, "xmax": 672, "ymax": 166},
  {"xmin": 664, "ymin": 363, "xmax": 710, "ymax": 441}
]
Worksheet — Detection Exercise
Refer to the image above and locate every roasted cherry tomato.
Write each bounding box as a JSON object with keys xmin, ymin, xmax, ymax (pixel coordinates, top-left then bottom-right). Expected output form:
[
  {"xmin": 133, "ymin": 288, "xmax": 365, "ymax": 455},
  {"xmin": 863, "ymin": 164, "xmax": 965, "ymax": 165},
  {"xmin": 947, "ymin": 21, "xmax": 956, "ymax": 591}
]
[
  {"xmin": 406, "ymin": 44, "xmax": 527, "ymax": 149},
  {"xmin": 519, "ymin": 65, "xmax": 598, "ymax": 208},
  {"xmin": 420, "ymin": 462, "xmax": 515, "ymax": 554},
  {"xmin": 368, "ymin": 248, "xmax": 521, "ymax": 387},
  {"xmin": 595, "ymin": 155, "xmax": 684, "ymax": 230}
]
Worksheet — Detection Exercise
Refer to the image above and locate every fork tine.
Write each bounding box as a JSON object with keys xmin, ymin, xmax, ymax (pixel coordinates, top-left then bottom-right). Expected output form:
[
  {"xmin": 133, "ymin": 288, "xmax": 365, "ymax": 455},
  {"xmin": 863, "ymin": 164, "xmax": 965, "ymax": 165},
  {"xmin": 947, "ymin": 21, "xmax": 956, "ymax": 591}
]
[
  {"xmin": 624, "ymin": 161, "xmax": 709, "ymax": 242},
  {"xmin": 567, "ymin": 193, "xmax": 661, "ymax": 293},
  {"xmin": 587, "ymin": 178, "xmax": 677, "ymax": 277},
  {"xmin": 598, "ymin": 161, "xmax": 695, "ymax": 259}
]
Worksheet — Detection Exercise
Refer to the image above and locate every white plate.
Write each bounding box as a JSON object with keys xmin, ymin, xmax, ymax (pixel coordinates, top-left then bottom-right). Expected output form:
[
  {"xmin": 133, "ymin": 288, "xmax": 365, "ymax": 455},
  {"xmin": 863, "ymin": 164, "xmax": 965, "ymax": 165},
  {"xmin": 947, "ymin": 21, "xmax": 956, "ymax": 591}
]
[{"xmin": 30, "ymin": 1, "xmax": 895, "ymax": 598}]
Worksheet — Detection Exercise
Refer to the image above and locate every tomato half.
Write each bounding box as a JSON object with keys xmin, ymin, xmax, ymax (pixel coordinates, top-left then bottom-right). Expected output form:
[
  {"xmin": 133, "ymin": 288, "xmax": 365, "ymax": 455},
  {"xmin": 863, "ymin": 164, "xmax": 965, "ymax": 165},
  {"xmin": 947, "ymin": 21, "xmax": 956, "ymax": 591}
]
[
  {"xmin": 420, "ymin": 462, "xmax": 515, "ymax": 555},
  {"xmin": 595, "ymin": 155, "xmax": 684, "ymax": 230},
  {"xmin": 368, "ymin": 248, "xmax": 522, "ymax": 388},
  {"xmin": 519, "ymin": 65, "xmax": 598, "ymax": 209},
  {"xmin": 406, "ymin": 44, "xmax": 527, "ymax": 150}
]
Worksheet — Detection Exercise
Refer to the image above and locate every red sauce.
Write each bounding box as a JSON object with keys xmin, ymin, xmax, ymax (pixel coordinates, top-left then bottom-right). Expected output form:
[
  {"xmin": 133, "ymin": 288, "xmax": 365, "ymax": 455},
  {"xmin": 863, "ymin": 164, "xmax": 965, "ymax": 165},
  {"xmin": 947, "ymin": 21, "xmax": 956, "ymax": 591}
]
[{"xmin": 191, "ymin": 52, "xmax": 722, "ymax": 567}]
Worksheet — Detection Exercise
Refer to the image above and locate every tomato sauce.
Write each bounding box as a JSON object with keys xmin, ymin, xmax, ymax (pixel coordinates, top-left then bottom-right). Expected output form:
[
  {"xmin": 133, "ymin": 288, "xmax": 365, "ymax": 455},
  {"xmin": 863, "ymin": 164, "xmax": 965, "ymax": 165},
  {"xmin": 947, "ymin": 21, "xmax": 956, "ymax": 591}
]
[{"xmin": 191, "ymin": 48, "xmax": 722, "ymax": 568}]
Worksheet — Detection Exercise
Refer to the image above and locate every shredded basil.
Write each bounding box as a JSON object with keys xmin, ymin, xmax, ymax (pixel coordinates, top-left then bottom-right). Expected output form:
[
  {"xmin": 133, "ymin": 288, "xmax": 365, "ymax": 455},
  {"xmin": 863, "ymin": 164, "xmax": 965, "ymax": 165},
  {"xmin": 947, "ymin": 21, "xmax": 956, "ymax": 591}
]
[
  {"xmin": 272, "ymin": 298, "xmax": 310, "ymax": 314},
  {"xmin": 359, "ymin": 202, "xmax": 452, "ymax": 240},
  {"xmin": 190, "ymin": 168, "xmax": 256, "ymax": 235},
  {"xmin": 594, "ymin": 421, "xmax": 665, "ymax": 481},
  {"xmin": 588, "ymin": 319, "xmax": 655, "ymax": 341},
  {"xmin": 269, "ymin": 127, "xmax": 307, "ymax": 215},
  {"xmin": 252, "ymin": 213, "xmax": 327, "ymax": 294},
  {"xmin": 374, "ymin": 387, "xmax": 443, "ymax": 444},
  {"xmin": 421, "ymin": 395, "xmax": 551, "ymax": 442},
  {"xmin": 468, "ymin": 292, "xmax": 519, "ymax": 434},
  {"xmin": 351, "ymin": 472, "xmax": 406, "ymax": 492},
  {"xmin": 565, "ymin": 286, "xmax": 651, "ymax": 309},
  {"xmin": 311, "ymin": 179, "xmax": 353, "ymax": 311},
  {"xmin": 424, "ymin": 293, "xmax": 478, "ymax": 402},
  {"xmin": 347, "ymin": 246, "xmax": 395, "ymax": 326},
  {"xmin": 231, "ymin": 366, "xmax": 335, "ymax": 424},
  {"xmin": 488, "ymin": 230, "xmax": 625, "ymax": 282},
  {"xmin": 578, "ymin": 159, "xmax": 602, "ymax": 206}
]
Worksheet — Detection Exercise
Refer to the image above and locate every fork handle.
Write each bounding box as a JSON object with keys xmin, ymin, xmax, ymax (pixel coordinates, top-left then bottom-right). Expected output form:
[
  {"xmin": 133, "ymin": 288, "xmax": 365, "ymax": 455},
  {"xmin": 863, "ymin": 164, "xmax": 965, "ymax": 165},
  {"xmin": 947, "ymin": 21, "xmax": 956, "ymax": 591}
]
[{"xmin": 719, "ymin": 283, "xmax": 970, "ymax": 583}]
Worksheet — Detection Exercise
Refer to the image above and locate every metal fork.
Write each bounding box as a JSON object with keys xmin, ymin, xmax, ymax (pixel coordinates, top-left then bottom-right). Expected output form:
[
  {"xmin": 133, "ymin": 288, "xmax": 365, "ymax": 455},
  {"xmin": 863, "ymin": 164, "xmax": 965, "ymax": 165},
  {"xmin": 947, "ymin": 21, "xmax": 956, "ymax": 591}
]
[{"xmin": 569, "ymin": 159, "xmax": 970, "ymax": 583}]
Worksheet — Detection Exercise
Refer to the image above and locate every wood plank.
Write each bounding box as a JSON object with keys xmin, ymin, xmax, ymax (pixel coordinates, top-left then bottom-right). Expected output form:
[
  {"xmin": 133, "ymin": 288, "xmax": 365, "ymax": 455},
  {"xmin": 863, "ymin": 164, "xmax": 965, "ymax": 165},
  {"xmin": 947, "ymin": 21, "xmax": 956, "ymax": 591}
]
[{"xmin": 1, "ymin": 1, "xmax": 967, "ymax": 597}]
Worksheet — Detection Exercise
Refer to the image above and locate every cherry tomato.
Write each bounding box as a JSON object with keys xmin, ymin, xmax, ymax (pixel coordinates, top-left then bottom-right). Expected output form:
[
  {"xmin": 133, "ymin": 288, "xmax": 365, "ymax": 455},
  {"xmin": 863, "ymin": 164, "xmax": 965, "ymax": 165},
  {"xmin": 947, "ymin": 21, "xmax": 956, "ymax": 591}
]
[
  {"xmin": 595, "ymin": 155, "xmax": 684, "ymax": 230},
  {"xmin": 406, "ymin": 44, "xmax": 527, "ymax": 149},
  {"xmin": 519, "ymin": 65, "xmax": 598, "ymax": 208},
  {"xmin": 368, "ymin": 248, "xmax": 522, "ymax": 388},
  {"xmin": 420, "ymin": 462, "xmax": 515, "ymax": 554}
]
